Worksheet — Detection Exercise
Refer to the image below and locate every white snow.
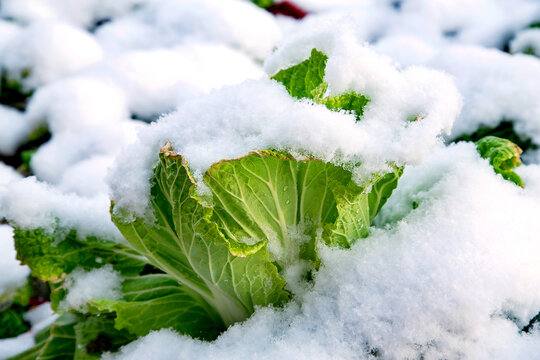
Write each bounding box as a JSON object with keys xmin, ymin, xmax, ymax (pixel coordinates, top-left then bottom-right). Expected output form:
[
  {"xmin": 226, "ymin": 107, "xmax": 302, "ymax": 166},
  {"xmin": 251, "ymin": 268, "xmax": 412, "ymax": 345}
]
[
  {"xmin": 0, "ymin": 302, "xmax": 58, "ymax": 360},
  {"xmin": 24, "ymin": 77, "xmax": 130, "ymax": 134},
  {"xmin": 511, "ymin": 28, "xmax": 540, "ymax": 56},
  {"xmin": 0, "ymin": 105, "xmax": 29, "ymax": 156},
  {"xmin": 360, "ymin": 34, "xmax": 540, "ymax": 148},
  {"xmin": 1, "ymin": 0, "xmax": 540, "ymax": 359},
  {"xmin": 23, "ymin": 303, "xmax": 57, "ymax": 332},
  {"xmin": 427, "ymin": 45, "xmax": 540, "ymax": 143},
  {"xmin": 0, "ymin": 0, "xmax": 144, "ymax": 28},
  {"xmin": 374, "ymin": 34, "xmax": 437, "ymax": 66},
  {"xmin": 295, "ymin": 0, "xmax": 540, "ymax": 49},
  {"xmin": 83, "ymin": 43, "xmax": 265, "ymax": 119},
  {"xmin": 59, "ymin": 265, "xmax": 122, "ymax": 312},
  {"xmin": 0, "ymin": 163, "xmax": 21, "ymax": 186},
  {"xmin": 0, "ymin": 164, "xmax": 22, "ymax": 220},
  {"xmin": 0, "ymin": 333, "xmax": 34, "ymax": 360},
  {"xmin": 56, "ymin": 155, "xmax": 116, "ymax": 197},
  {"xmin": 0, "ymin": 20, "xmax": 21, "ymax": 50},
  {"xmin": 28, "ymin": 122, "xmax": 142, "ymax": 194},
  {"xmin": 105, "ymin": 142, "xmax": 540, "ymax": 360},
  {"xmin": 95, "ymin": 0, "xmax": 281, "ymax": 59},
  {"xmin": 0, "ymin": 177, "xmax": 123, "ymax": 242},
  {"xmin": 0, "ymin": 6, "xmax": 273, "ymax": 246},
  {"xmin": 110, "ymin": 27, "xmax": 461, "ymax": 219},
  {"xmin": 0, "ymin": 21, "xmax": 104, "ymax": 91},
  {"xmin": 0, "ymin": 225, "xmax": 30, "ymax": 297}
]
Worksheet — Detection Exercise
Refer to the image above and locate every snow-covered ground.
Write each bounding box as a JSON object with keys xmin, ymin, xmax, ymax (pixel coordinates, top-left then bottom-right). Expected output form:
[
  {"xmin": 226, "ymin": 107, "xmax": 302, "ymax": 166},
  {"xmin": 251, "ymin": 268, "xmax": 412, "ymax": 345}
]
[
  {"xmin": 1, "ymin": 0, "xmax": 540, "ymax": 359},
  {"xmin": 106, "ymin": 143, "xmax": 540, "ymax": 360}
]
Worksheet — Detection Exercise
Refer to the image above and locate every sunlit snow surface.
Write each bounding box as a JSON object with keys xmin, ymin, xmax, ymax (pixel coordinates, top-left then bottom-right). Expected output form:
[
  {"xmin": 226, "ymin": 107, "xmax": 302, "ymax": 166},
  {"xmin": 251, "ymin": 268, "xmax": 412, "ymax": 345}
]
[
  {"xmin": 1, "ymin": 0, "xmax": 540, "ymax": 358},
  {"xmin": 110, "ymin": 31, "xmax": 461, "ymax": 219},
  {"xmin": 0, "ymin": 225, "xmax": 30, "ymax": 296},
  {"xmin": 59, "ymin": 266, "xmax": 123, "ymax": 312},
  {"xmin": 106, "ymin": 143, "xmax": 540, "ymax": 359}
]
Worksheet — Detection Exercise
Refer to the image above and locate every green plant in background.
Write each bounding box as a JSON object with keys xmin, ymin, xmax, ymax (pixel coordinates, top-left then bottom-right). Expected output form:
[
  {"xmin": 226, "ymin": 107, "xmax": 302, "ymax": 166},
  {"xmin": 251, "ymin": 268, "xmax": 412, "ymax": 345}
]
[
  {"xmin": 454, "ymin": 121, "xmax": 536, "ymax": 153},
  {"xmin": 475, "ymin": 136, "xmax": 524, "ymax": 187}
]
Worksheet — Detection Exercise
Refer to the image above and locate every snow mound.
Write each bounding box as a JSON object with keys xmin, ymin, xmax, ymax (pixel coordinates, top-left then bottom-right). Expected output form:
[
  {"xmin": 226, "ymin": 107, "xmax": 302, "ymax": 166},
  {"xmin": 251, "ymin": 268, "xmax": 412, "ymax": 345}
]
[
  {"xmin": 0, "ymin": 0, "xmax": 143, "ymax": 28},
  {"xmin": 0, "ymin": 177, "xmax": 123, "ymax": 242},
  {"xmin": 427, "ymin": 45, "xmax": 540, "ymax": 143},
  {"xmin": 0, "ymin": 225, "xmax": 30, "ymax": 297},
  {"xmin": 105, "ymin": 143, "xmax": 540, "ymax": 360},
  {"xmin": 511, "ymin": 28, "xmax": 540, "ymax": 55},
  {"xmin": 60, "ymin": 265, "xmax": 122, "ymax": 312},
  {"xmin": 109, "ymin": 26, "xmax": 461, "ymax": 219},
  {"xmin": 96, "ymin": 0, "xmax": 281, "ymax": 59},
  {"xmin": 0, "ymin": 105, "xmax": 28, "ymax": 156},
  {"xmin": 0, "ymin": 21, "xmax": 103, "ymax": 90}
]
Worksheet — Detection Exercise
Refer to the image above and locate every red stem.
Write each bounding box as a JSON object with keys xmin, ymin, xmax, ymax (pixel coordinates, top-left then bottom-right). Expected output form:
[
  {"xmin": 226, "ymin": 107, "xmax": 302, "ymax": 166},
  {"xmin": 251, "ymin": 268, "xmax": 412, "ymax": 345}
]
[{"xmin": 267, "ymin": 1, "xmax": 308, "ymax": 19}]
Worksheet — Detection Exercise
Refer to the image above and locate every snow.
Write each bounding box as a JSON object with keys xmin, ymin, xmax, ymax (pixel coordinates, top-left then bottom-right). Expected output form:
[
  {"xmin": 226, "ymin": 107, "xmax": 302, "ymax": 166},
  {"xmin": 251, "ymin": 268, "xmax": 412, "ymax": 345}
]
[
  {"xmin": 105, "ymin": 142, "xmax": 540, "ymax": 360},
  {"xmin": 0, "ymin": 164, "xmax": 22, "ymax": 220},
  {"xmin": 374, "ymin": 35, "xmax": 437, "ymax": 66},
  {"xmin": 56, "ymin": 155, "xmax": 116, "ymax": 197},
  {"xmin": 0, "ymin": 225, "xmax": 30, "ymax": 297},
  {"xmin": 25, "ymin": 77, "xmax": 130, "ymax": 134},
  {"xmin": 0, "ymin": 333, "xmax": 34, "ymax": 360},
  {"xmin": 0, "ymin": 163, "xmax": 21, "ymax": 187},
  {"xmin": 59, "ymin": 265, "xmax": 122, "ymax": 312},
  {"xmin": 1, "ymin": 0, "xmax": 540, "ymax": 358},
  {"xmin": 110, "ymin": 27, "xmax": 461, "ymax": 219},
  {"xmin": 23, "ymin": 303, "xmax": 58, "ymax": 332},
  {"xmin": 0, "ymin": 2, "xmax": 270, "ymax": 241},
  {"xmin": 0, "ymin": 20, "xmax": 21, "ymax": 50},
  {"xmin": 0, "ymin": 0, "xmax": 144, "ymax": 28},
  {"xmin": 95, "ymin": 0, "xmax": 281, "ymax": 59},
  {"xmin": 511, "ymin": 28, "xmax": 540, "ymax": 55},
  {"xmin": 29, "ymin": 123, "xmax": 140, "ymax": 190},
  {"xmin": 426, "ymin": 45, "xmax": 540, "ymax": 143},
  {"xmin": 0, "ymin": 105, "xmax": 29, "ymax": 156},
  {"xmin": 0, "ymin": 302, "xmax": 58, "ymax": 360},
  {"xmin": 83, "ymin": 43, "xmax": 265, "ymax": 118},
  {"xmin": 0, "ymin": 21, "xmax": 104, "ymax": 91},
  {"xmin": 0, "ymin": 177, "xmax": 123, "ymax": 242},
  {"xmin": 295, "ymin": 0, "xmax": 540, "ymax": 48}
]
